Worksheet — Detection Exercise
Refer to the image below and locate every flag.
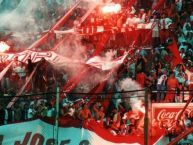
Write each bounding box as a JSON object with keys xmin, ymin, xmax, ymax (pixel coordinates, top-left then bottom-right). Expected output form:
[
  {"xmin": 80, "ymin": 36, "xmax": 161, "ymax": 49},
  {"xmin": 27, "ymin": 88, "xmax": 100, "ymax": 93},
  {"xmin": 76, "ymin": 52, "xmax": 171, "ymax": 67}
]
[
  {"xmin": 86, "ymin": 54, "xmax": 128, "ymax": 70},
  {"xmin": 0, "ymin": 119, "xmax": 143, "ymax": 145},
  {"xmin": 87, "ymin": 61, "xmax": 128, "ymax": 115},
  {"xmin": 84, "ymin": 119, "xmax": 143, "ymax": 145},
  {"xmin": 167, "ymin": 38, "xmax": 182, "ymax": 69},
  {"xmin": 93, "ymin": 33, "xmax": 110, "ymax": 56}
]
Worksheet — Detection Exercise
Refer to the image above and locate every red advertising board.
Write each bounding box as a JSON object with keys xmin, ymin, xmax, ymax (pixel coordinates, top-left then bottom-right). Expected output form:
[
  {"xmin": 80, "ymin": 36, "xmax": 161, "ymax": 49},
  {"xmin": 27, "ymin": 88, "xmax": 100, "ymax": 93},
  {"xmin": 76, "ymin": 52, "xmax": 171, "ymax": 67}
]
[{"xmin": 152, "ymin": 103, "xmax": 193, "ymax": 128}]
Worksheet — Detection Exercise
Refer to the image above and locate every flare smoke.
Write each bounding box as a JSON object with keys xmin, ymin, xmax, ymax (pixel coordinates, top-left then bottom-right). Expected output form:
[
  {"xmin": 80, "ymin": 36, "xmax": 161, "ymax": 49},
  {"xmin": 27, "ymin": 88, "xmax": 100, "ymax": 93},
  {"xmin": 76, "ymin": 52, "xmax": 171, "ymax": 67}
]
[{"xmin": 119, "ymin": 78, "xmax": 145, "ymax": 113}]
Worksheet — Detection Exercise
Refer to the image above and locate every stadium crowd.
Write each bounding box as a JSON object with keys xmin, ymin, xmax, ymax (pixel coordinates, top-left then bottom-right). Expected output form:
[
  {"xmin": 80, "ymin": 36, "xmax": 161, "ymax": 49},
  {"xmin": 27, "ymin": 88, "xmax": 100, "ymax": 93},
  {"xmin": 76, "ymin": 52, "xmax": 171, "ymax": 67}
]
[{"xmin": 0, "ymin": 0, "xmax": 193, "ymax": 144}]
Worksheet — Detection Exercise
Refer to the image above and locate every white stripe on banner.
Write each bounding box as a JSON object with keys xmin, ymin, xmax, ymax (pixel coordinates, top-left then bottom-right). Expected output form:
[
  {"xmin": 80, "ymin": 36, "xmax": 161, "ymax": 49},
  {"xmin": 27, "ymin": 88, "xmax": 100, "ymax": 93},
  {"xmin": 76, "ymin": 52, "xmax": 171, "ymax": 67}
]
[
  {"xmin": 86, "ymin": 53, "xmax": 128, "ymax": 70},
  {"xmin": 0, "ymin": 119, "xmax": 141, "ymax": 145},
  {"xmin": 0, "ymin": 50, "xmax": 129, "ymax": 71}
]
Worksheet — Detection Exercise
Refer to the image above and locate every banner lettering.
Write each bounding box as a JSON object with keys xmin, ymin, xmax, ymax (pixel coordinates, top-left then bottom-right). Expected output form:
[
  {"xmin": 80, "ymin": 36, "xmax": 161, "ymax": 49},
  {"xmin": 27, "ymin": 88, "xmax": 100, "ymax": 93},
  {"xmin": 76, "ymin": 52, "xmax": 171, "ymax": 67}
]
[
  {"xmin": 152, "ymin": 103, "xmax": 193, "ymax": 128},
  {"xmin": 14, "ymin": 132, "xmax": 32, "ymax": 145}
]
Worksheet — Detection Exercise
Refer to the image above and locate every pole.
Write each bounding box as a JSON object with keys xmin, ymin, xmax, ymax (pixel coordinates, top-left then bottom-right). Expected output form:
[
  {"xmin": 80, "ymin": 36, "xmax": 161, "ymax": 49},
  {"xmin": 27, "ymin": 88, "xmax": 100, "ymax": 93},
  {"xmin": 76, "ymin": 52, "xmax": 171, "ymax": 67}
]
[
  {"xmin": 144, "ymin": 89, "xmax": 149, "ymax": 145},
  {"xmin": 55, "ymin": 86, "xmax": 60, "ymax": 145}
]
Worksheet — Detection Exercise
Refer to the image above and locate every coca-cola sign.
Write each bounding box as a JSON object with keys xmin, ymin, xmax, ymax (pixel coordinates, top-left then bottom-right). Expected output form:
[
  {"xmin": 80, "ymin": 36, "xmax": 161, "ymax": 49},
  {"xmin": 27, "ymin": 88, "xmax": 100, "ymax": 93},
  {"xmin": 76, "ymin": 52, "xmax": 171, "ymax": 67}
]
[{"xmin": 152, "ymin": 103, "xmax": 193, "ymax": 128}]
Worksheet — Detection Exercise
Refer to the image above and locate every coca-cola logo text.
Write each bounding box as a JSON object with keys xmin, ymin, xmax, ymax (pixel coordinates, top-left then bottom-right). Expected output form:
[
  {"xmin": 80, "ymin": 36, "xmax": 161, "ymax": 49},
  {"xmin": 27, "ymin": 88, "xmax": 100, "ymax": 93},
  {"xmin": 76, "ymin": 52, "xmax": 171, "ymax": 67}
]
[{"xmin": 155, "ymin": 108, "xmax": 193, "ymax": 126}]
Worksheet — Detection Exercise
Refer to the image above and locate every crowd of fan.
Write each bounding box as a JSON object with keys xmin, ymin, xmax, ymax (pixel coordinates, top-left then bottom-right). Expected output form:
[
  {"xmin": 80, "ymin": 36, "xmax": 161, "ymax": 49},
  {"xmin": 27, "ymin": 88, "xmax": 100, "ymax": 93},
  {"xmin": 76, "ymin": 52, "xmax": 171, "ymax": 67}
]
[
  {"xmin": 125, "ymin": 0, "xmax": 193, "ymax": 103},
  {"xmin": 0, "ymin": 0, "xmax": 193, "ymax": 143},
  {"xmin": 0, "ymin": 94, "xmax": 145, "ymax": 137}
]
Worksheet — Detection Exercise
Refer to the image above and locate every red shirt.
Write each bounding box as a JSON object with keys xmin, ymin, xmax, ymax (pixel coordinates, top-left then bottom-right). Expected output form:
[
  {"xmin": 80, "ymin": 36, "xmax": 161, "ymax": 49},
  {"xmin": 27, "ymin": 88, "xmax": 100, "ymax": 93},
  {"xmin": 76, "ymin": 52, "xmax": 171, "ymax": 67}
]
[
  {"xmin": 136, "ymin": 72, "xmax": 146, "ymax": 87},
  {"xmin": 167, "ymin": 76, "xmax": 179, "ymax": 89}
]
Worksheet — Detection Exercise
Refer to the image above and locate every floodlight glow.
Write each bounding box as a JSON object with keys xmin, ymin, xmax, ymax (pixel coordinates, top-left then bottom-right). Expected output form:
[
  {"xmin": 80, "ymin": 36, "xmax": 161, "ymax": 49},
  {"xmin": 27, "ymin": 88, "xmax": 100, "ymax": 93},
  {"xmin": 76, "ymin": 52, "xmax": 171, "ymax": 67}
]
[
  {"xmin": 0, "ymin": 41, "xmax": 10, "ymax": 52},
  {"xmin": 102, "ymin": 3, "xmax": 121, "ymax": 14}
]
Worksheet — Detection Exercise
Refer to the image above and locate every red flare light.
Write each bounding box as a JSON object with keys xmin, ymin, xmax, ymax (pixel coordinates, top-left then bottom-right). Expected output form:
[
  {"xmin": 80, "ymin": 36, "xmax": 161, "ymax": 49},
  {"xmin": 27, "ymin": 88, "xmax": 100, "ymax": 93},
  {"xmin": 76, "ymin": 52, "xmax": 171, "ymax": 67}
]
[
  {"xmin": 0, "ymin": 41, "xmax": 10, "ymax": 53},
  {"xmin": 101, "ymin": 3, "xmax": 121, "ymax": 14}
]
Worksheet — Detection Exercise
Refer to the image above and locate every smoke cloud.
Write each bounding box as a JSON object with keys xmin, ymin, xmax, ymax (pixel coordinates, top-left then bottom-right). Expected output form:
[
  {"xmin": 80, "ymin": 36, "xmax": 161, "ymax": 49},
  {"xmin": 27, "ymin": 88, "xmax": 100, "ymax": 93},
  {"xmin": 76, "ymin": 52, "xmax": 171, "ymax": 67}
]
[
  {"xmin": 119, "ymin": 78, "xmax": 145, "ymax": 113},
  {"xmin": 51, "ymin": 33, "xmax": 116, "ymax": 93},
  {"xmin": 0, "ymin": 1, "xmax": 43, "ymax": 33},
  {"xmin": 0, "ymin": 0, "xmax": 76, "ymax": 42},
  {"xmin": 56, "ymin": 34, "xmax": 87, "ymax": 61}
]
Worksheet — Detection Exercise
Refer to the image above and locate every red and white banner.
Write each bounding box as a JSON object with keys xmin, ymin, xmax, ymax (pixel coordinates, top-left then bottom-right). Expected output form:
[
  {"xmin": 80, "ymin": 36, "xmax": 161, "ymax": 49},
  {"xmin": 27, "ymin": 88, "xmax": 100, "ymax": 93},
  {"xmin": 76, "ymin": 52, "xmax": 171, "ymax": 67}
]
[
  {"xmin": 61, "ymin": 23, "xmax": 154, "ymax": 35},
  {"xmin": 167, "ymin": 38, "xmax": 182, "ymax": 69},
  {"xmin": 152, "ymin": 103, "xmax": 193, "ymax": 128},
  {"xmin": 0, "ymin": 119, "xmax": 142, "ymax": 145},
  {"xmin": 0, "ymin": 50, "xmax": 128, "ymax": 71},
  {"xmin": 0, "ymin": 50, "xmax": 80, "ymax": 64}
]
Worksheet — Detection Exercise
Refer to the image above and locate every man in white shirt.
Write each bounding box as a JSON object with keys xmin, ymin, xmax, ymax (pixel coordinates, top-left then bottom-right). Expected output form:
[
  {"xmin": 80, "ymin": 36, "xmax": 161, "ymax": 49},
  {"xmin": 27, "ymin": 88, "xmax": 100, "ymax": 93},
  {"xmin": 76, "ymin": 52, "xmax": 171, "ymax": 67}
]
[
  {"xmin": 159, "ymin": 13, "xmax": 172, "ymax": 43},
  {"xmin": 150, "ymin": 13, "xmax": 160, "ymax": 47},
  {"xmin": 157, "ymin": 69, "xmax": 167, "ymax": 102}
]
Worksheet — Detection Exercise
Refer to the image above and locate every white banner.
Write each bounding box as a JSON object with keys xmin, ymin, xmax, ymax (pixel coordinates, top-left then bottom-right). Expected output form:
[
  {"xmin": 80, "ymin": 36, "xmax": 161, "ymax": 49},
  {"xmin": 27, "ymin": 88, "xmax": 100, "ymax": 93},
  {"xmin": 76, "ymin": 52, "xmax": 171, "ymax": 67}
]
[
  {"xmin": 0, "ymin": 50, "xmax": 128, "ymax": 71},
  {"xmin": 0, "ymin": 119, "xmax": 140, "ymax": 145},
  {"xmin": 86, "ymin": 54, "xmax": 128, "ymax": 70},
  {"xmin": 0, "ymin": 50, "xmax": 80, "ymax": 64}
]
